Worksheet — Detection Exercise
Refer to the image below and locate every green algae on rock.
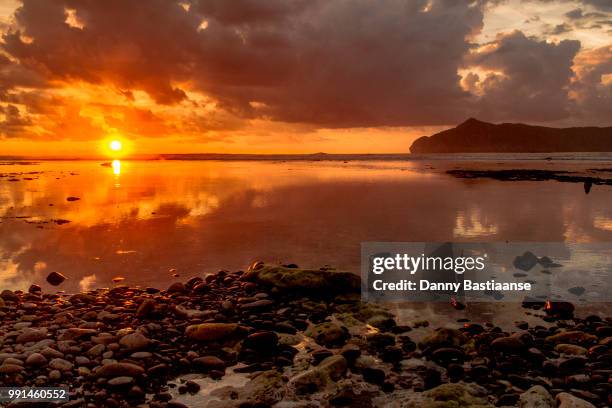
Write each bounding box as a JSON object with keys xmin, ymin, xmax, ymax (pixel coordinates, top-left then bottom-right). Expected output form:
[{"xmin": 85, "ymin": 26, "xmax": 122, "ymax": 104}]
[{"xmin": 243, "ymin": 264, "xmax": 360, "ymax": 294}]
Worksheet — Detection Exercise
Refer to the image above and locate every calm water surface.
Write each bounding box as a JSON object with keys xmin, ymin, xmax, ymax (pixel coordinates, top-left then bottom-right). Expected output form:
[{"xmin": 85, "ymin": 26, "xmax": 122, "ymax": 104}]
[{"xmin": 1, "ymin": 159, "xmax": 611, "ymax": 293}]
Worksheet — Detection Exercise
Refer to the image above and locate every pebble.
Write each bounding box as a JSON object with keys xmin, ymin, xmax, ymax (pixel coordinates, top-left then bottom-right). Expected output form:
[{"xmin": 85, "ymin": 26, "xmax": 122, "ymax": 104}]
[
  {"xmin": 96, "ymin": 362, "xmax": 145, "ymax": 378},
  {"xmin": 108, "ymin": 376, "xmax": 135, "ymax": 387},
  {"xmin": 49, "ymin": 358, "xmax": 74, "ymax": 372},
  {"xmin": 193, "ymin": 356, "xmax": 225, "ymax": 371},
  {"xmin": 25, "ymin": 352, "xmax": 47, "ymax": 367},
  {"xmin": 119, "ymin": 332, "xmax": 150, "ymax": 351}
]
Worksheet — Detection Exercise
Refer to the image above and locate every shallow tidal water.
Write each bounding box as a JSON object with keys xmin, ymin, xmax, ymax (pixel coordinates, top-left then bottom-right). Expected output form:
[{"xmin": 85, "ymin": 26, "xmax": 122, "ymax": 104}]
[{"xmin": 1, "ymin": 158, "xmax": 611, "ymax": 296}]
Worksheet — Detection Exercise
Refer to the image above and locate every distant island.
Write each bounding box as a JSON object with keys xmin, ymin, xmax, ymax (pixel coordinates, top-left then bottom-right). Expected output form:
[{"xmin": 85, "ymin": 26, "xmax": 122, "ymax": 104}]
[{"xmin": 410, "ymin": 118, "xmax": 612, "ymax": 153}]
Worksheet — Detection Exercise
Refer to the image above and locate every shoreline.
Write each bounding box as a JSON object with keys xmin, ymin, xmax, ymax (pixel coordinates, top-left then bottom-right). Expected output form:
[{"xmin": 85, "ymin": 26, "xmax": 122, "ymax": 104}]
[{"xmin": 0, "ymin": 264, "xmax": 610, "ymax": 407}]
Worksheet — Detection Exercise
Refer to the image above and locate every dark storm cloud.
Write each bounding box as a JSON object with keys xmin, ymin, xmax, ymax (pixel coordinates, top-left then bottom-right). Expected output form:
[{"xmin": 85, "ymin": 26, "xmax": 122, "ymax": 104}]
[
  {"xmin": 465, "ymin": 31, "xmax": 581, "ymax": 122},
  {"xmin": 0, "ymin": 0, "xmax": 610, "ymax": 135}
]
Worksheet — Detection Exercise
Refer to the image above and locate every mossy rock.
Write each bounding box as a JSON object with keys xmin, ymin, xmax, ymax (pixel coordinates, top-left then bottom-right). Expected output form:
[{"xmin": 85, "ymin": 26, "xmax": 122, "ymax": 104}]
[
  {"xmin": 419, "ymin": 328, "xmax": 467, "ymax": 351},
  {"xmin": 244, "ymin": 264, "xmax": 360, "ymax": 294},
  {"xmin": 421, "ymin": 383, "xmax": 494, "ymax": 408},
  {"xmin": 306, "ymin": 322, "xmax": 350, "ymax": 348}
]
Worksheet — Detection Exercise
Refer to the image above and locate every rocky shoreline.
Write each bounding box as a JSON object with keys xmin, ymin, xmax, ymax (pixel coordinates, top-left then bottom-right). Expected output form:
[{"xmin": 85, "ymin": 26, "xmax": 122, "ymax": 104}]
[{"xmin": 0, "ymin": 263, "xmax": 610, "ymax": 407}]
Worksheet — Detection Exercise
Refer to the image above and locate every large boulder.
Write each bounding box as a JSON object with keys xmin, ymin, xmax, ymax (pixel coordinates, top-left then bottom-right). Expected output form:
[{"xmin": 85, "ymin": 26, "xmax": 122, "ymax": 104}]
[
  {"xmin": 421, "ymin": 383, "xmax": 494, "ymax": 408},
  {"xmin": 243, "ymin": 264, "xmax": 360, "ymax": 294},
  {"xmin": 519, "ymin": 385, "xmax": 554, "ymax": 408},
  {"xmin": 556, "ymin": 393, "xmax": 596, "ymax": 408}
]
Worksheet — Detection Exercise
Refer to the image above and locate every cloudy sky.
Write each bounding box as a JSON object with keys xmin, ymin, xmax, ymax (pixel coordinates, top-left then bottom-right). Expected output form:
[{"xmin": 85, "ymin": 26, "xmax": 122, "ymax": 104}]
[{"xmin": 0, "ymin": 0, "xmax": 610, "ymax": 156}]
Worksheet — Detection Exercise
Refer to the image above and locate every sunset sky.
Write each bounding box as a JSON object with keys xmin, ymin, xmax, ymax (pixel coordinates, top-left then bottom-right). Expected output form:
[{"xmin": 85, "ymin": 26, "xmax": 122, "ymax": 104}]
[{"xmin": 0, "ymin": 0, "xmax": 610, "ymax": 157}]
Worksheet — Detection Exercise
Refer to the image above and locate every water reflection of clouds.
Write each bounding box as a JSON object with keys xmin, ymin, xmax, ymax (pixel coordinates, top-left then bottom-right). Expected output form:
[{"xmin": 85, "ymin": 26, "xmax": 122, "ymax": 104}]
[
  {"xmin": 0, "ymin": 160, "xmax": 611, "ymax": 292},
  {"xmin": 453, "ymin": 209, "xmax": 499, "ymax": 238}
]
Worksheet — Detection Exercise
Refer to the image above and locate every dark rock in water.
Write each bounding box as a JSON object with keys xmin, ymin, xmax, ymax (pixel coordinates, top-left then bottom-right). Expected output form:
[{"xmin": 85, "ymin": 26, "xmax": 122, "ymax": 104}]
[
  {"xmin": 66, "ymin": 196, "xmax": 80, "ymax": 201},
  {"xmin": 513, "ymin": 251, "xmax": 539, "ymax": 271},
  {"xmin": 274, "ymin": 322, "xmax": 297, "ymax": 334},
  {"xmin": 366, "ymin": 333, "xmax": 396, "ymax": 351},
  {"xmin": 340, "ymin": 343, "xmax": 361, "ymax": 363},
  {"xmin": 568, "ymin": 286, "xmax": 586, "ymax": 296},
  {"xmin": 461, "ymin": 323, "xmax": 484, "ymax": 335},
  {"xmin": 538, "ymin": 256, "xmax": 562, "ymax": 268},
  {"xmin": 28, "ymin": 284, "xmax": 42, "ymax": 293},
  {"xmin": 516, "ymin": 321, "xmax": 529, "ymax": 330},
  {"xmin": 166, "ymin": 282, "xmax": 186, "ymax": 293},
  {"xmin": 380, "ymin": 346, "xmax": 403, "ymax": 363},
  {"xmin": 545, "ymin": 301, "xmax": 575, "ymax": 318},
  {"xmin": 431, "ymin": 347, "xmax": 465, "ymax": 365},
  {"xmin": 446, "ymin": 363, "xmax": 464, "ymax": 380},
  {"xmin": 193, "ymin": 356, "xmax": 225, "ymax": 372},
  {"xmin": 46, "ymin": 271, "xmax": 66, "ymax": 286},
  {"xmin": 243, "ymin": 331, "xmax": 279, "ymax": 353},
  {"xmin": 362, "ymin": 367, "xmax": 386, "ymax": 385},
  {"xmin": 312, "ymin": 349, "xmax": 334, "ymax": 365}
]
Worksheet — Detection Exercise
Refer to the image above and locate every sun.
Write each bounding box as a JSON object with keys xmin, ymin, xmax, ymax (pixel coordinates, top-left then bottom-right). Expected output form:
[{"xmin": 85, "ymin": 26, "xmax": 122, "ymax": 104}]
[{"xmin": 109, "ymin": 140, "xmax": 122, "ymax": 152}]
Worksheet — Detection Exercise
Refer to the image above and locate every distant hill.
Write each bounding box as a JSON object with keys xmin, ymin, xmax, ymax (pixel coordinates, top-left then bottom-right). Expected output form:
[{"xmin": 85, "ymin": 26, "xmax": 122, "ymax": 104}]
[{"xmin": 410, "ymin": 118, "xmax": 612, "ymax": 153}]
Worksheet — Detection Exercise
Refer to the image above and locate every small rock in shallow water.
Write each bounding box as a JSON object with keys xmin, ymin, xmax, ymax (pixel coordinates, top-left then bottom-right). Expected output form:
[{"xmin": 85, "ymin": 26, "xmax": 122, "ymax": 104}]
[
  {"xmin": 166, "ymin": 282, "xmax": 186, "ymax": 293},
  {"xmin": 568, "ymin": 286, "xmax": 585, "ymax": 296},
  {"xmin": 46, "ymin": 271, "xmax": 67, "ymax": 286},
  {"xmin": 193, "ymin": 356, "xmax": 225, "ymax": 372},
  {"xmin": 513, "ymin": 251, "xmax": 539, "ymax": 271},
  {"xmin": 243, "ymin": 331, "xmax": 279, "ymax": 353}
]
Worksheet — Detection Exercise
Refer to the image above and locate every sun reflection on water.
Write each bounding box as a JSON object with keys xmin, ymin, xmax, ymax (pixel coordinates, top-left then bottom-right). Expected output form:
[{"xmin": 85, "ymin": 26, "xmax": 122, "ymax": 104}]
[{"xmin": 112, "ymin": 159, "xmax": 121, "ymax": 175}]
